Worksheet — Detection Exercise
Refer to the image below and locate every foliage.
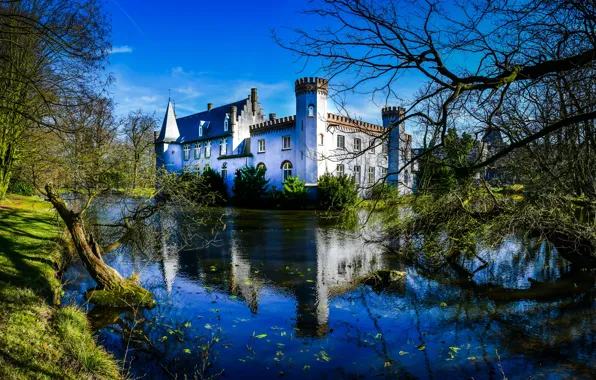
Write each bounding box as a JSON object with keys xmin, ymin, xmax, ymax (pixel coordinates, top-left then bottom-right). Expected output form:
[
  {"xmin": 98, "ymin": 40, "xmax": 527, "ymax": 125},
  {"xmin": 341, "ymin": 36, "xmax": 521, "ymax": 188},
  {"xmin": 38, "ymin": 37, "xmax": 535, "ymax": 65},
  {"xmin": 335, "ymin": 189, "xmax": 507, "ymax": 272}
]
[
  {"xmin": 201, "ymin": 168, "xmax": 228, "ymax": 204},
  {"xmin": 0, "ymin": 195, "xmax": 121, "ymax": 379},
  {"xmin": 318, "ymin": 173, "xmax": 358, "ymax": 210},
  {"xmin": 418, "ymin": 128, "xmax": 476, "ymax": 196},
  {"xmin": 232, "ymin": 165, "xmax": 270, "ymax": 207},
  {"xmin": 282, "ymin": 175, "xmax": 308, "ymax": 207},
  {"xmin": 7, "ymin": 179, "xmax": 36, "ymax": 196}
]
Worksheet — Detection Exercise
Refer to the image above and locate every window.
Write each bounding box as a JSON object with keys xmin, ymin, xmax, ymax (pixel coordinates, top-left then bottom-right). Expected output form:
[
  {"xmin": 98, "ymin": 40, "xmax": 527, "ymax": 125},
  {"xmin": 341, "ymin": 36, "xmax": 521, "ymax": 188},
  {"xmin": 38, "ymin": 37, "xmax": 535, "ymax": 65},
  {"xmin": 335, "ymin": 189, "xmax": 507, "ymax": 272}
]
[
  {"xmin": 382, "ymin": 143, "xmax": 388, "ymax": 154},
  {"xmin": 282, "ymin": 136, "xmax": 291, "ymax": 150},
  {"xmin": 258, "ymin": 139, "xmax": 265, "ymax": 153},
  {"xmin": 222, "ymin": 163, "xmax": 228, "ymax": 179},
  {"xmin": 194, "ymin": 143, "xmax": 201, "ymax": 159},
  {"xmin": 354, "ymin": 138, "xmax": 361, "ymax": 152},
  {"xmin": 381, "ymin": 167, "xmax": 388, "ymax": 177},
  {"xmin": 337, "ymin": 135, "xmax": 345, "ymax": 149},
  {"xmin": 183, "ymin": 144, "xmax": 190, "ymax": 161},
  {"xmin": 368, "ymin": 167, "xmax": 375, "ymax": 184},
  {"xmin": 257, "ymin": 163, "xmax": 266, "ymax": 172},
  {"xmin": 354, "ymin": 166, "xmax": 361, "ymax": 184},
  {"xmin": 369, "ymin": 139, "xmax": 375, "ymax": 154},
  {"xmin": 308, "ymin": 104, "xmax": 315, "ymax": 117},
  {"xmin": 319, "ymin": 134, "xmax": 324, "ymax": 146},
  {"xmin": 224, "ymin": 115, "xmax": 229, "ymax": 131},
  {"xmin": 220, "ymin": 138, "xmax": 228, "ymax": 156},
  {"xmin": 282, "ymin": 161, "xmax": 293, "ymax": 182},
  {"xmin": 199, "ymin": 125, "xmax": 203, "ymax": 137},
  {"xmin": 205, "ymin": 141, "xmax": 211, "ymax": 158},
  {"xmin": 337, "ymin": 164, "xmax": 345, "ymax": 176}
]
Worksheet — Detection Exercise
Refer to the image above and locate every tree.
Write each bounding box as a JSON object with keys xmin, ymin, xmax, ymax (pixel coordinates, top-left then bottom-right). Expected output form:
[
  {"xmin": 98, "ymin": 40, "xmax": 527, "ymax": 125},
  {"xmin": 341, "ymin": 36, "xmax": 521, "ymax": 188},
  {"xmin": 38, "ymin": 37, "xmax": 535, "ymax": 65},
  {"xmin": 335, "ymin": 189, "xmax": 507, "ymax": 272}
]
[
  {"xmin": 121, "ymin": 110, "xmax": 157, "ymax": 189},
  {"xmin": 318, "ymin": 173, "xmax": 358, "ymax": 210},
  {"xmin": 0, "ymin": 0, "xmax": 110, "ymax": 199},
  {"xmin": 232, "ymin": 165, "xmax": 270, "ymax": 207},
  {"xmin": 274, "ymin": 0, "xmax": 596, "ymax": 182}
]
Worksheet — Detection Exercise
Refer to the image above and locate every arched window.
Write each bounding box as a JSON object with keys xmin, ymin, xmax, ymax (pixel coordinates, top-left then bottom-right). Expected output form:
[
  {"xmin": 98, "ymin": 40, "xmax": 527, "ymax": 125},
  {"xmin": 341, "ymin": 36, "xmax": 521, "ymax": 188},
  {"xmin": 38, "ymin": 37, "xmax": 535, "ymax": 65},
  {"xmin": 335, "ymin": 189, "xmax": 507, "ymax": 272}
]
[
  {"xmin": 256, "ymin": 163, "xmax": 266, "ymax": 172},
  {"xmin": 281, "ymin": 161, "xmax": 293, "ymax": 182},
  {"xmin": 224, "ymin": 114, "xmax": 229, "ymax": 131},
  {"xmin": 308, "ymin": 104, "xmax": 315, "ymax": 117}
]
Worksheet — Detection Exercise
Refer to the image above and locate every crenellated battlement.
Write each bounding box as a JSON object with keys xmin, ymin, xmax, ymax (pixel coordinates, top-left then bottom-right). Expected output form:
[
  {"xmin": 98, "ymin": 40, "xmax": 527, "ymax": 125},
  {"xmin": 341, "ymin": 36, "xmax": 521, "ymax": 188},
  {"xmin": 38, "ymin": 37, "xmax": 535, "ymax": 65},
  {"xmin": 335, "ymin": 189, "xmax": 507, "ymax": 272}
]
[
  {"xmin": 295, "ymin": 77, "xmax": 329, "ymax": 96},
  {"xmin": 327, "ymin": 113, "xmax": 385, "ymax": 133},
  {"xmin": 249, "ymin": 115, "xmax": 296, "ymax": 133},
  {"xmin": 381, "ymin": 106, "xmax": 405, "ymax": 117}
]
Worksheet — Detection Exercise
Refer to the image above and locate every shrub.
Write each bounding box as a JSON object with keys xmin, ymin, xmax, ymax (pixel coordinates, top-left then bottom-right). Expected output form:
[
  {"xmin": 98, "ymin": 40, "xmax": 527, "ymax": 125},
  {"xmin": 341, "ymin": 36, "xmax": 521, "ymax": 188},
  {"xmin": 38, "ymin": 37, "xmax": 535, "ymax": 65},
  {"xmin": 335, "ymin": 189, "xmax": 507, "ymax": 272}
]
[
  {"xmin": 368, "ymin": 183, "xmax": 399, "ymax": 200},
  {"xmin": 318, "ymin": 173, "xmax": 358, "ymax": 210},
  {"xmin": 232, "ymin": 165, "xmax": 269, "ymax": 207},
  {"xmin": 7, "ymin": 179, "xmax": 36, "ymax": 196},
  {"xmin": 201, "ymin": 168, "xmax": 228, "ymax": 204},
  {"xmin": 282, "ymin": 175, "xmax": 308, "ymax": 204}
]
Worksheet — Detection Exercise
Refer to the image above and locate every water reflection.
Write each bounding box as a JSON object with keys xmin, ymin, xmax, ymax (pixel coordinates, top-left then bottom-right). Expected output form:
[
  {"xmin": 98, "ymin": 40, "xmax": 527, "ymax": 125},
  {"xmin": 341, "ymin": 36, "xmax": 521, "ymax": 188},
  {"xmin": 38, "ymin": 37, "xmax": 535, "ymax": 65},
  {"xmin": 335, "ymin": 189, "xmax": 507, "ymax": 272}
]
[{"xmin": 62, "ymin": 202, "xmax": 595, "ymax": 379}]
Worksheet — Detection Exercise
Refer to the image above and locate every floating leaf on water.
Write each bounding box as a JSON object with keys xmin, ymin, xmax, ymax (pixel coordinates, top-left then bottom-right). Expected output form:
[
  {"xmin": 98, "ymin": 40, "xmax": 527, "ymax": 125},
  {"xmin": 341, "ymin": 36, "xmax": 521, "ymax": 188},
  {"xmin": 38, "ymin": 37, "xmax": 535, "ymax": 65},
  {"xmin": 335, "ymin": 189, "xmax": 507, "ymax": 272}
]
[
  {"xmin": 440, "ymin": 302, "xmax": 448, "ymax": 307},
  {"xmin": 255, "ymin": 334, "xmax": 267, "ymax": 339},
  {"xmin": 281, "ymin": 332, "xmax": 287, "ymax": 336},
  {"xmin": 239, "ymin": 359, "xmax": 246, "ymax": 362},
  {"xmin": 468, "ymin": 356, "xmax": 477, "ymax": 361},
  {"xmin": 204, "ymin": 324, "xmax": 212, "ymax": 329},
  {"xmin": 303, "ymin": 365, "xmax": 311, "ymax": 371},
  {"xmin": 417, "ymin": 343, "xmax": 426, "ymax": 351},
  {"xmin": 375, "ymin": 333, "xmax": 382, "ymax": 340},
  {"xmin": 320, "ymin": 351, "xmax": 331, "ymax": 362},
  {"xmin": 184, "ymin": 322, "xmax": 191, "ymax": 328},
  {"xmin": 277, "ymin": 343, "xmax": 285, "ymax": 348},
  {"xmin": 307, "ymin": 268, "xmax": 311, "ymax": 271},
  {"xmin": 158, "ymin": 336, "xmax": 168, "ymax": 342},
  {"xmin": 449, "ymin": 346, "xmax": 461, "ymax": 353},
  {"xmin": 306, "ymin": 280, "xmax": 314, "ymax": 283},
  {"xmin": 230, "ymin": 295, "xmax": 237, "ymax": 299},
  {"xmin": 184, "ymin": 349, "xmax": 191, "ymax": 354},
  {"xmin": 384, "ymin": 361, "xmax": 392, "ymax": 367},
  {"xmin": 399, "ymin": 351, "xmax": 408, "ymax": 356}
]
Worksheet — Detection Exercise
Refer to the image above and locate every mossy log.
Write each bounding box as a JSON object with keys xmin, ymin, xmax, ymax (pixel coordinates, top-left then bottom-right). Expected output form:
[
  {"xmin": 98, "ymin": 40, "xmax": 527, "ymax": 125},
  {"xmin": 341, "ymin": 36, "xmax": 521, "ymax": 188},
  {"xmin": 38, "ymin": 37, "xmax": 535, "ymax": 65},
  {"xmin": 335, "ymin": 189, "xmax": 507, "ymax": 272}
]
[{"xmin": 45, "ymin": 185, "xmax": 155, "ymax": 308}]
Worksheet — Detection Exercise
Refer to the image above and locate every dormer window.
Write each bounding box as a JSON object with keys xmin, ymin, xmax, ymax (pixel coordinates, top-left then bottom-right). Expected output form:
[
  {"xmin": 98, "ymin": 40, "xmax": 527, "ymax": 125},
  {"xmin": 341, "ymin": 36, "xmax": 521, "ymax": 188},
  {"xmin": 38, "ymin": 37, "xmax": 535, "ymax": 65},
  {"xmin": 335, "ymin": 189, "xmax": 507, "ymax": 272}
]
[
  {"xmin": 308, "ymin": 104, "xmax": 315, "ymax": 118},
  {"xmin": 224, "ymin": 114, "xmax": 229, "ymax": 131}
]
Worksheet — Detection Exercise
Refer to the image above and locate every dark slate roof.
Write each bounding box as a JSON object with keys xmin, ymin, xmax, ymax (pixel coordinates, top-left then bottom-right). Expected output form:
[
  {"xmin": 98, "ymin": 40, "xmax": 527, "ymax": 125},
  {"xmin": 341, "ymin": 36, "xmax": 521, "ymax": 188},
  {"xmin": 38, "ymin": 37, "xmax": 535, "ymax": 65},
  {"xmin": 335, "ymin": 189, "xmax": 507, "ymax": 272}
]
[{"xmin": 175, "ymin": 99, "xmax": 248, "ymax": 143}]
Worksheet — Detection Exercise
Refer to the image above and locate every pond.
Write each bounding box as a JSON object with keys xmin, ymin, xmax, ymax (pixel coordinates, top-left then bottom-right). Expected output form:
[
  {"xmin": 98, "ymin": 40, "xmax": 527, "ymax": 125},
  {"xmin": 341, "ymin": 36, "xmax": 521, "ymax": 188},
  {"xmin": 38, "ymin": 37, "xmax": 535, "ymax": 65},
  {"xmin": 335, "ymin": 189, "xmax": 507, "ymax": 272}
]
[{"xmin": 63, "ymin": 200, "xmax": 595, "ymax": 379}]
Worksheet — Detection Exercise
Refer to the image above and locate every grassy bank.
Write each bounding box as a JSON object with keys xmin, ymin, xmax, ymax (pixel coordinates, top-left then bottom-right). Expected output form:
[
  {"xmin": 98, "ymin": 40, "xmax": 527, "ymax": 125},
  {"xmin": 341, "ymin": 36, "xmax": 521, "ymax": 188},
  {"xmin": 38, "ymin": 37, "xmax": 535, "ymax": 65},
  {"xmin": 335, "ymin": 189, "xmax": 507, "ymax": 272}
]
[{"xmin": 0, "ymin": 195, "xmax": 121, "ymax": 379}]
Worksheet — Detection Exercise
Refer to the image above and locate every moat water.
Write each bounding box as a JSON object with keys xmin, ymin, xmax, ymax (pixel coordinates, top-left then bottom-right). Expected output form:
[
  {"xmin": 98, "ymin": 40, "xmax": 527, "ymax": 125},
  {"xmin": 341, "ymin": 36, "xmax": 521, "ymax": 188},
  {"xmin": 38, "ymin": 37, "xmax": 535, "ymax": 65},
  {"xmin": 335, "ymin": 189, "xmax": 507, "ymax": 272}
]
[{"xmin": 63, "ymin": 200, "xmax": 595, "ymax": 379}]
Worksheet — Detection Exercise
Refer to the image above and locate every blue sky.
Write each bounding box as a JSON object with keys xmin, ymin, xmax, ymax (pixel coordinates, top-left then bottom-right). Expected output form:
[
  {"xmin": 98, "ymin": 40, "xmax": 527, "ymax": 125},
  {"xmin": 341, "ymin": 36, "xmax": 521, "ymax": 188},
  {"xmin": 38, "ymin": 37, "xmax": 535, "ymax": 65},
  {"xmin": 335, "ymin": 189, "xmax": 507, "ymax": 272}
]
[{"xmin": 106, "ymin": 0, "xmax": 422, "ymax": 126}]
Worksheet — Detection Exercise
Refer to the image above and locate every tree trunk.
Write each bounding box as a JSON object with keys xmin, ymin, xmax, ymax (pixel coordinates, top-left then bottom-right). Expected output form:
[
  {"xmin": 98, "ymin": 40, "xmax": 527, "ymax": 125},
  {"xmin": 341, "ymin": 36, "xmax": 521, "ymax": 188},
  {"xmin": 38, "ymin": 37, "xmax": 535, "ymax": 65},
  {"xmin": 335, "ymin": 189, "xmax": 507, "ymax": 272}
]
[{"xmin": 45, "ymin": 184, "xmax": 126, "ymax": 289}]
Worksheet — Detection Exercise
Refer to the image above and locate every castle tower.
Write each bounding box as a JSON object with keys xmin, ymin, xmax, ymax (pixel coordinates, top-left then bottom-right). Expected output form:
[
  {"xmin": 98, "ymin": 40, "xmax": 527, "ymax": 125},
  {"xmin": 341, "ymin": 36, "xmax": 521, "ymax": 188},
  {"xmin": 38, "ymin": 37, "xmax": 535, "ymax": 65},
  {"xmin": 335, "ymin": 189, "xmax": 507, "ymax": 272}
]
[
  {"xmin": 382, "ymin": 106, "xmax": 405, "ymax": 187},
  {"xmin": 294, "ymin": 77, "xmax": 329, "ymax": 184},
  {"xmin": 155, "ymin": 99, "xmax": 181, "ymax": 170}
]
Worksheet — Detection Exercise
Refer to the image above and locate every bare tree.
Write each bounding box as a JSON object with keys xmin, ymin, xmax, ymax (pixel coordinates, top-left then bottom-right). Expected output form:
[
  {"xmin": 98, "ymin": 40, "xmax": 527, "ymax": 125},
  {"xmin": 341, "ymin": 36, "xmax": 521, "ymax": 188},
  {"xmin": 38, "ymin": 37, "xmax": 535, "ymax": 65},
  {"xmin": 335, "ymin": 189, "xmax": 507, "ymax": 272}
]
[
  {"xmin": 274, "ymin": 0, "xmax": 596, "ymax": 181},
  {"xmin": 121, "ymin": 109, "xmax": 157, "ymax": 189}
]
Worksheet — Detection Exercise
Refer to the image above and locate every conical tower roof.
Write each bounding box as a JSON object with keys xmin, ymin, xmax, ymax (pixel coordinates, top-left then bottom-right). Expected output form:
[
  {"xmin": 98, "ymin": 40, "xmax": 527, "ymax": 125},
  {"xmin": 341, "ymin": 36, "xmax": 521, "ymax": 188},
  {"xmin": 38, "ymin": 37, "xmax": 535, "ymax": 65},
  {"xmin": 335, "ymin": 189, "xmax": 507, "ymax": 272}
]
[{"xmin": 156, "ymin": 100, "xmax": 180, "ymax": 143}]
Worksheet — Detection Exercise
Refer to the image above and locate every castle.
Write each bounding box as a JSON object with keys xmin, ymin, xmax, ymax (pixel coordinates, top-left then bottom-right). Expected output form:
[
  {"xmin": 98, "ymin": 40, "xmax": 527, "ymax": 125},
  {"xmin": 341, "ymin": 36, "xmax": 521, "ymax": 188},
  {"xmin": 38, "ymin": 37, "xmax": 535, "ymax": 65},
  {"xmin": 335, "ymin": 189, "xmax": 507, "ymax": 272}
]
[{"xmin": 154, "ymin": 77, "xmax": 413, "ymax": 196}]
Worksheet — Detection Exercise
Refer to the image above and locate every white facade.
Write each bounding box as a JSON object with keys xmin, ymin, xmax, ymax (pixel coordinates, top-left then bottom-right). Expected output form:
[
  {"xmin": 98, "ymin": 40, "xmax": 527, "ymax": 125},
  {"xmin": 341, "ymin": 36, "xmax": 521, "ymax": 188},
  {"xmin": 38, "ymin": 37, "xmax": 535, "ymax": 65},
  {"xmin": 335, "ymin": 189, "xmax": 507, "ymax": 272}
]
[{"xmin": 155, "ymin": 77, "xmax": 412, "ymax": 196}]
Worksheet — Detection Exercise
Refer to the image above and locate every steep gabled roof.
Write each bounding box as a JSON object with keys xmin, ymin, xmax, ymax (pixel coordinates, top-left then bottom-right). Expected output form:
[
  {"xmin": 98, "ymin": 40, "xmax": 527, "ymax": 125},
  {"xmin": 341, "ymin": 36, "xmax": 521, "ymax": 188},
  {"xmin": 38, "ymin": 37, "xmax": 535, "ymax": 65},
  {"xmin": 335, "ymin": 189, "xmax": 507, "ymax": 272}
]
[
  {"xmin": 176, "ymin": 99, "xmax": 248, "ymax": 143},
  {"xmin": 155, "ymin": 100, "xmax": 180, "ymax": 143}
]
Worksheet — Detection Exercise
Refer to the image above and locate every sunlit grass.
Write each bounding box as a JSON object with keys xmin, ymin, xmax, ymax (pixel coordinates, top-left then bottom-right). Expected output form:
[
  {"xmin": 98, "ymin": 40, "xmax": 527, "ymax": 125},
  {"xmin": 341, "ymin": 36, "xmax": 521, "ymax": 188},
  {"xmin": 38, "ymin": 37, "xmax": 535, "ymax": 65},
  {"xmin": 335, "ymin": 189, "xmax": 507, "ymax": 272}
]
[{"xmin": 0, "ymin": 195, "xmax": 121, "ymax": 379}]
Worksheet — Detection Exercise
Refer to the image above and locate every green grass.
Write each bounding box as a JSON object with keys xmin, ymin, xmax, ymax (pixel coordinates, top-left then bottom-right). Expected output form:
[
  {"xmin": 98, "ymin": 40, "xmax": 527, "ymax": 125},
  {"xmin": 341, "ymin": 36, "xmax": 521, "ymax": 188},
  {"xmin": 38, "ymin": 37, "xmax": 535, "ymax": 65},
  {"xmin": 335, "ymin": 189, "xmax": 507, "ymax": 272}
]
[{"xmin": 0, "ymin": 195, "xmax": 121, "ymax": 379}]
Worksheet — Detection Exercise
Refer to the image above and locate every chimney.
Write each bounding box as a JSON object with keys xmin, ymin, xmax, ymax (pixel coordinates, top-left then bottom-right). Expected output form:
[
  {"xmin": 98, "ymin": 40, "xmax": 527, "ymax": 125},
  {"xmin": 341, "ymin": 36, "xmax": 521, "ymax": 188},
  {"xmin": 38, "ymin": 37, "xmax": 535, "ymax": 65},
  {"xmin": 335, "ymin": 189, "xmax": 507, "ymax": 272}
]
[
  {"xmin": 251, "ymin": 88, "xmax": 258, "ymax": 116},
  {"xmin": 207, "ymin": 103, "xmax": 213, "ymax": 111},
  {"xmin": 269, "ymin": 113, "xmax": 276, "ymax": 121},
  {"xmin": 153, "ymin": 131, "xmax": 159, "ymax": 141},
  {"xmin": 230, "ymin": 105, "xmax": 237, "ymax": 128}
]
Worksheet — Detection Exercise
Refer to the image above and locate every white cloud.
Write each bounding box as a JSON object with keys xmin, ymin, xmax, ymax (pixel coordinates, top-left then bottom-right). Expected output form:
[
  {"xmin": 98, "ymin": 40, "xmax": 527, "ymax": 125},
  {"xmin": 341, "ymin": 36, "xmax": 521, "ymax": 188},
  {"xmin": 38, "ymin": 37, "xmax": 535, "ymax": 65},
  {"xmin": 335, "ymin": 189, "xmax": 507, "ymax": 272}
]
[
  {"xmin": 175, "ymin": 86, "xmax": 202, "ymax": 99},
  {"xmin": 110, "ymin": 45, "xmax": 133, "ymax": 54}
]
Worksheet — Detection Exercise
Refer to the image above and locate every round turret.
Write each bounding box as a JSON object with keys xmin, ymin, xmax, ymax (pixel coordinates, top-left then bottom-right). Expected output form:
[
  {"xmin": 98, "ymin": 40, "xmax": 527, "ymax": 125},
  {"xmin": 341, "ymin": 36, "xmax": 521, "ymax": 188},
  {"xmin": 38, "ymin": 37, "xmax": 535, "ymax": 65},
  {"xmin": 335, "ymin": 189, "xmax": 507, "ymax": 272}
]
[{"xmin": 294, "ymin": 77, "xmax": 329, "ymax": 96}]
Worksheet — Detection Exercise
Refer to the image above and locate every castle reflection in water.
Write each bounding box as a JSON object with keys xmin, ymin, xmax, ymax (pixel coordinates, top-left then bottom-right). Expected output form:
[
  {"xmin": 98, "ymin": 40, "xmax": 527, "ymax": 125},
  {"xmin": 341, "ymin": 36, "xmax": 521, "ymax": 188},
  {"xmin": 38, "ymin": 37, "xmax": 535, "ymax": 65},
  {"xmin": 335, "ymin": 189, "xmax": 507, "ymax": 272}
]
[{"xmin": 157, "ymin": 209, "xmax": 403, "ymax": 338}]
